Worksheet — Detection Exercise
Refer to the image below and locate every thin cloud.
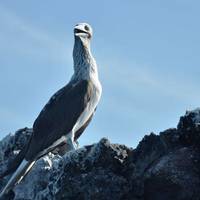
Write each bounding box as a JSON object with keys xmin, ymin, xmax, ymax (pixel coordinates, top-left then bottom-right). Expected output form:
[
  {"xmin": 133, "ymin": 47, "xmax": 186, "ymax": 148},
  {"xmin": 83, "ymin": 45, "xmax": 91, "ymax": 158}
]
[
  {"xmin": 100, "ymin": 57, "xmax": 200, "ymax": 106},
  {"xmin": 0, "ymin": 4, "xmax": 71, "ymax": 62}
]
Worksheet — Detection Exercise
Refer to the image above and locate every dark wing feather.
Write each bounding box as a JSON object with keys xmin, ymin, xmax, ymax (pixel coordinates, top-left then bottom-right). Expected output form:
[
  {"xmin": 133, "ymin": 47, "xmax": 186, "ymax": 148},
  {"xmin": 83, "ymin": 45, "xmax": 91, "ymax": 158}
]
[{"xmin": 25, "ymin": 80, "xmax": 92, "ymax": 160}]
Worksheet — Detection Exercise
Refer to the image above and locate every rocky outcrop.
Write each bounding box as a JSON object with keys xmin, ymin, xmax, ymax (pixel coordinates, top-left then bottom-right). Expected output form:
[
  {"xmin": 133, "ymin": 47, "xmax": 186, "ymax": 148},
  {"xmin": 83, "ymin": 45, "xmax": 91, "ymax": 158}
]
[{"xmin": 0, "ymin": 109, "xmax": 200, "ymax": 200}]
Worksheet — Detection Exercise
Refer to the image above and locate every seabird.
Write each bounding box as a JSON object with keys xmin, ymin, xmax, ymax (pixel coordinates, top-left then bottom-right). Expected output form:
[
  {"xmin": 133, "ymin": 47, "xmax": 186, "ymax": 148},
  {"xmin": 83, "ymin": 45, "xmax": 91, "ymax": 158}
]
[{"xmin": 0, "ymin": 22, "xmax": 102, "ymax": 197}]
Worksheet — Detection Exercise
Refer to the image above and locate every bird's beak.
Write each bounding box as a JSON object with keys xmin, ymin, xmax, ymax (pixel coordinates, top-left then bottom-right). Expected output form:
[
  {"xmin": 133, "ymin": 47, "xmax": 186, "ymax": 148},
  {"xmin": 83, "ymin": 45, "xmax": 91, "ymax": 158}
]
[
  {"xmin": 74, "ymin": 28, "xmax": 88, "ymax": 37},
  {"xmin": 74, "ymin": 24, "xmax": 90, "ymax": 38}
]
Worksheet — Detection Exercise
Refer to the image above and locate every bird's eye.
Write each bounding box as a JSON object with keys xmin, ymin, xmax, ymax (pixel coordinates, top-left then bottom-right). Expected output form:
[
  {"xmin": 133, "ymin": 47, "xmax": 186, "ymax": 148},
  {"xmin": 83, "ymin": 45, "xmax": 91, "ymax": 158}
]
[{"xmin": 84, "ymin": 25, "xmax": 89, "ymax": 31}]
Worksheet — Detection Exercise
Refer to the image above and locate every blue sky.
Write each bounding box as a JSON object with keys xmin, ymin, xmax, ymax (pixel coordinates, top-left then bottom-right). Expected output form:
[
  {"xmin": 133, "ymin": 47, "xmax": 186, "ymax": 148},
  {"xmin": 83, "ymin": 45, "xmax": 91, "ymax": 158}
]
[{"xmin": 0, "ymin": 0, "xmax": 200, "ymax": 148}]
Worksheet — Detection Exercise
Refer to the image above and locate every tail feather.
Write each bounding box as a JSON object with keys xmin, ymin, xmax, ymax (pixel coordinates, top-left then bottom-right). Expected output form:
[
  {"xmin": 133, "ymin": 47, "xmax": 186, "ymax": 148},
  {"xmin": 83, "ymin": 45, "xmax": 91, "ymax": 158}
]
[
  {"xmin": 0, "ymin": 147, "xmax": 28, "ymax": 179},
  {"xmin": 0, "ymin": 159, "xmax": 35, "ymax": 198},
  {"xmin": 0, "ymin": 137, "xmax": 31, "ymax": 179}
]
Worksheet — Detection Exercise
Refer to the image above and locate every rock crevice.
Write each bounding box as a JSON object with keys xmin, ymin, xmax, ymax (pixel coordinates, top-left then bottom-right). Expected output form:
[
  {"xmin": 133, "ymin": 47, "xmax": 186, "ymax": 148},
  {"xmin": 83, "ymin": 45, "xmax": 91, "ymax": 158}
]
[{"xmin": 0, "ymin": 109, "xmax": 200, "ymax": 200}]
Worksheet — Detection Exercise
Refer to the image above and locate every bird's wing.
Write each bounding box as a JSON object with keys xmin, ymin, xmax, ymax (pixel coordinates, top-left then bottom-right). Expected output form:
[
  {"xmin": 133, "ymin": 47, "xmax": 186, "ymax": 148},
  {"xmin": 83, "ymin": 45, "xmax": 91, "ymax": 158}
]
[
  {"xmin": 25, "ymin": 79, "xmax": 93, "ymax": 160},
  {"xmin": 74, "ymin": 108, "xmax": 96, "ymax": 141}
]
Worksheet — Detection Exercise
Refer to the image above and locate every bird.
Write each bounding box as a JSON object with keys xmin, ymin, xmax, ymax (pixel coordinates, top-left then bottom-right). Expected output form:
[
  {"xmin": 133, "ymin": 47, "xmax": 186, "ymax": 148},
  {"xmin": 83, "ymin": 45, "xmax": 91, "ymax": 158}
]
[{"xmin": 0, "ymin": 22, "xmax": 102, "ymax": 197}]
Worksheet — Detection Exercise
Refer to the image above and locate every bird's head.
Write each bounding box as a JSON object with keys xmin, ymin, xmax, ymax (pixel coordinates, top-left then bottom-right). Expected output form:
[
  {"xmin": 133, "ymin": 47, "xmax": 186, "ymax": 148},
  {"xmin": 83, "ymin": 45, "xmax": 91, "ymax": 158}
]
[{"xmin": 74, "ymin": 23, "xmax": 93, "ymax": 44}]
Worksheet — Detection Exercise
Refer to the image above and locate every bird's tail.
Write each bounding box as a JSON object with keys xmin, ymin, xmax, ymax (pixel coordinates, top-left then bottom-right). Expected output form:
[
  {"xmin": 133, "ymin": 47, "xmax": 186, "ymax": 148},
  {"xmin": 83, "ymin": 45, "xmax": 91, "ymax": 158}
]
[
  {"xmin": 0, "ymin": 159, "xmax": 35, "ymax": 198},
  {"xmin": 0, "ymin": 140, "xmax": 30, "ymax": 179}
]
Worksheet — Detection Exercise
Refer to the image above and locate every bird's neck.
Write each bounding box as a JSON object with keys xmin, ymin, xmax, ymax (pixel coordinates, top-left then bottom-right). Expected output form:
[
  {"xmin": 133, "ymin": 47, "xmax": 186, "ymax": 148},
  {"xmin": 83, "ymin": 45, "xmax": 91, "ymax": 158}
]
[{"xmin": 72, "ymin": 37, "xmax": 98, "ymax": 81}]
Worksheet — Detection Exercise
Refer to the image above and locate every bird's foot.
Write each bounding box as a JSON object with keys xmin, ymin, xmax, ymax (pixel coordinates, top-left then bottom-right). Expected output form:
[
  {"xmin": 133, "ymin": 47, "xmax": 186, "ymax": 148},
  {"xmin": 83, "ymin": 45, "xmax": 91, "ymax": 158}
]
[{"xmin": 67, "ymin": 139, "xmax": 78, "ymax": 152}]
